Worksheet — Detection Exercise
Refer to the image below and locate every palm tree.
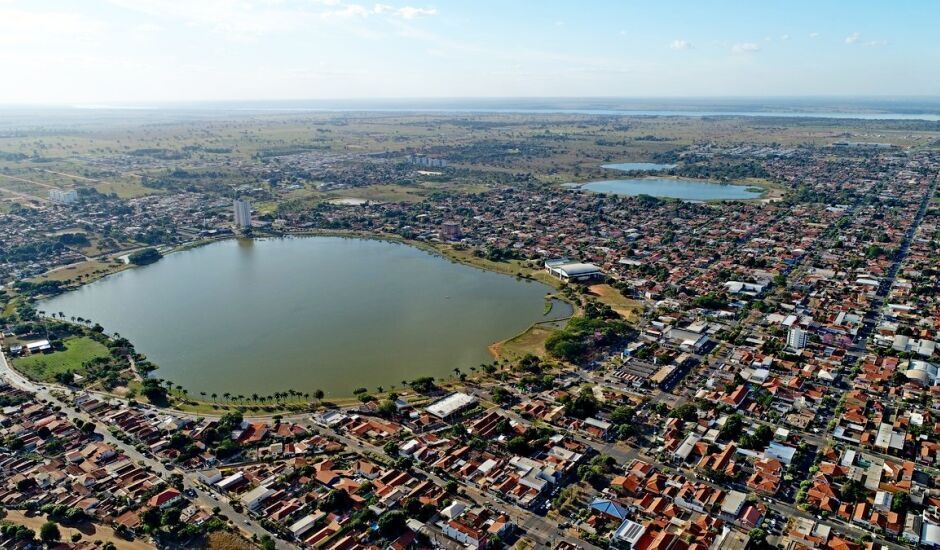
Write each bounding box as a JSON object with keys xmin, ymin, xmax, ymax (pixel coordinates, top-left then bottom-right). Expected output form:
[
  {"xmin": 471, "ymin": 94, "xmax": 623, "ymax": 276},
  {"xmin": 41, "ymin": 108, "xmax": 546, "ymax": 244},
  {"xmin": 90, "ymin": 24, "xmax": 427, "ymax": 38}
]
[
  {"xmin": 251, "ymin": 393, "xmax": 259, "ymax": 403},
  {"xmin": 377, "ymin": 386, "xmax": 384, "ymax": 394},
  {"xmin": 313, "ymin": 389, "xmax": 324, "ymax": 402},
  {"xmin": 211, "ymin": 393, "xmax": 217, "ymax": 402},
  {"xmin": 222, "ymin": 392, "xmax": 231, "ymax": 403}
]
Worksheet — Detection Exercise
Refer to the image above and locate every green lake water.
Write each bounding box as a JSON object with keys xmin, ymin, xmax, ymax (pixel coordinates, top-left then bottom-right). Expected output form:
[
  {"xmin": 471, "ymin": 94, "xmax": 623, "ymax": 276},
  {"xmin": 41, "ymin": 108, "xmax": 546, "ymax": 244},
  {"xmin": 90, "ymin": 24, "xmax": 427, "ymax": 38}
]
[{"xmin": 40, "ymin": 237, "xmax": 571, "ymax": 397}]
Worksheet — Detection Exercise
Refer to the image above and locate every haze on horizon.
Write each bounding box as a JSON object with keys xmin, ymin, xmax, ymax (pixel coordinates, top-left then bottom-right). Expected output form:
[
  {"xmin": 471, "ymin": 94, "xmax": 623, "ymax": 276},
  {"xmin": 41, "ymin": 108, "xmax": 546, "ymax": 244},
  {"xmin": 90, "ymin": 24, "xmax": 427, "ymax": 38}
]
[{"xmin": 3, "ymin": 0, "xmax": 940, "ymax": 105}]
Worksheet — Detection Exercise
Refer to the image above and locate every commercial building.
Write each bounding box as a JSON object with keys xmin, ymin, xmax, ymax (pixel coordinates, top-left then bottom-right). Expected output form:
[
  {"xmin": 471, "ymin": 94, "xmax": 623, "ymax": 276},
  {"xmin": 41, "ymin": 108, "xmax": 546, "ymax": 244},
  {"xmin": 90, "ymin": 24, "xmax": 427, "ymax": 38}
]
[
  {"xmin": 233, "ymin": 198, "xmax": 251, "ymax": 228},
  {"xmin": 544, "ymin": 259, "xmax": 604, "ymax": 282},
  {"xmin": 426, "ymin": 392, "xmax": 478, "ymax": 420}
]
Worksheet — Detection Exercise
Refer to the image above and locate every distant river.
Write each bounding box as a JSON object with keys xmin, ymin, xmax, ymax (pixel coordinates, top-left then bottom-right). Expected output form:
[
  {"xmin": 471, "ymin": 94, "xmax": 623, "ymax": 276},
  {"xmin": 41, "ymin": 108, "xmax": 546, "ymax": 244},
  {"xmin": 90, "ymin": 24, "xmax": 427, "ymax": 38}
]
[{"xmin": 40, "ymin": 237, "xmax": 571, "ymax": 397}]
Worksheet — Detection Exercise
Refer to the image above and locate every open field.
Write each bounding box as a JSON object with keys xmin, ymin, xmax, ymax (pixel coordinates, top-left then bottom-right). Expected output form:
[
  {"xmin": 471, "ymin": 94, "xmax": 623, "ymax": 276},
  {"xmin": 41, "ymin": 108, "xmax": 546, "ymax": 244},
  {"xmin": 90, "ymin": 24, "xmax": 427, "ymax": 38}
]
[
  {"xmin": 207, "ymin": 531, "xmax": 255, "ymax": 550},
  {"xmin": 28, "ymin": 259, "xmax": 128, "ymax": 284},
  {"xmin": 13, "ymin": 336, "xmax": 110, "ymax": 381},
  {"xmin": 492, "ymin": 323, "xmax": 561, "ymax": 361},
  {"xmin": 588, "ymin": 283, "xmax": 643, "ymax": 322}
]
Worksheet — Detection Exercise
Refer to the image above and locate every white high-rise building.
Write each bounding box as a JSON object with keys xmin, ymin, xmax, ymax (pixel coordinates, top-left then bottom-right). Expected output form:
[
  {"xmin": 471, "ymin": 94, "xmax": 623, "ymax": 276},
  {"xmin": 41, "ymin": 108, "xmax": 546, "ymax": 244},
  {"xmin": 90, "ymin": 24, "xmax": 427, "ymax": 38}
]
[
  {"xmin": 233, "ymin": 198, "xmax": 251, "ymax": 228},
  {"xmin": 787, "ymin": 327, "xmax": 808, "ymax": 350},
  {"xmin": 49, "ymin": 189, "xmax": 79, "ymax": 204}
]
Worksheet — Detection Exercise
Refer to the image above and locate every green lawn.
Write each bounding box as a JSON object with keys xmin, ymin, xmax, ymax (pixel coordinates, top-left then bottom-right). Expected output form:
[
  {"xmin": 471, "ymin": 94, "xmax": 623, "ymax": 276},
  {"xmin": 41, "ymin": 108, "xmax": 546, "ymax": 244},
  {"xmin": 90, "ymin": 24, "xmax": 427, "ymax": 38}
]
[{"xmin": 13, "ymin": 336, "xmax": 110, "ymax": 381}]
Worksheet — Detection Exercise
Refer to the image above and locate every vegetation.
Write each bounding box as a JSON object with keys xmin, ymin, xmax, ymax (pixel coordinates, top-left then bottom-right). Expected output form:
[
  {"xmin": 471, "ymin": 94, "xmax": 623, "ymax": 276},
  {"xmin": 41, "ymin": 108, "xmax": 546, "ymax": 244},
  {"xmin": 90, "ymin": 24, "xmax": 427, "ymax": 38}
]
[
  {"xmin": 129, "ymin": 247, "xmax": 163, "ymax": 265},
  {"xmin": 12, "ymin": 336, "xmax": 110, "ymax": 382}
]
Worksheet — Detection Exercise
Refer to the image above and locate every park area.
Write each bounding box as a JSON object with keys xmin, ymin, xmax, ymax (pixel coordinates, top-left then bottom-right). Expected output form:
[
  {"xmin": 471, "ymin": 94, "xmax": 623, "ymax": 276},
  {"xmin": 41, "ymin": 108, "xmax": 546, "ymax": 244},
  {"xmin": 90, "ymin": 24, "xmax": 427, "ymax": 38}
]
[{"xmin": 12, "ymin": 336, "xmax": 110, "ymax": 382}]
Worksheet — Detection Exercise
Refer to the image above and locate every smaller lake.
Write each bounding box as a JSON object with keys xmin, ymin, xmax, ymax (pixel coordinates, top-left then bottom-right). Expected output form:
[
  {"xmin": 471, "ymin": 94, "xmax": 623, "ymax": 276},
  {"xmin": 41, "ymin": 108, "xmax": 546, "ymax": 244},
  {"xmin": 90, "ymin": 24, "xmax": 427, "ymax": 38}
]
[
  {"xmin": 576, "ymin": 177, "xmax": 763, "ymax": 201},
  {"xmin": 602, "ymin": 162, "xmax": 675, "ymax": 172}
]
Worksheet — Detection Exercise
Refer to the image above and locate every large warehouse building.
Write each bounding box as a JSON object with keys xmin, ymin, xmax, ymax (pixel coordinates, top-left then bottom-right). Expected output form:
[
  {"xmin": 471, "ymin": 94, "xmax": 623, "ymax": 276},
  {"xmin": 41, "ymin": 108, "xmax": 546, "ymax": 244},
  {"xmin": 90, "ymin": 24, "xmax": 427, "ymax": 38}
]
[{"xmin": 544, "ymin": 259, "xmax": 604, "ymax": 282}]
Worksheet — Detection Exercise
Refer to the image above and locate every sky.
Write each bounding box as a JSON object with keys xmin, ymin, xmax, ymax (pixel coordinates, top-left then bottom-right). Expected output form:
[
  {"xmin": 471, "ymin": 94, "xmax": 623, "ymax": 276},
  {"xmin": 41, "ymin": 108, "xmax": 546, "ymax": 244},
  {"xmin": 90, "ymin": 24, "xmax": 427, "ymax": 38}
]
[{"xmin": 2, "ymin": 0, "xmax": 939, "ymax": 104}]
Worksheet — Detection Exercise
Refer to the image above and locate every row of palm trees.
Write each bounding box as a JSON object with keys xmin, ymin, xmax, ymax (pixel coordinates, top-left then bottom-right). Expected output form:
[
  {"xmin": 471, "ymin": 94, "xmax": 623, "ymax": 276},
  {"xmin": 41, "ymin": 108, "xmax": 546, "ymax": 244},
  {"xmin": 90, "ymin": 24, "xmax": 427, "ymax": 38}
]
[
  {"xmin": 191, "ymin": 387, "xmax": 326, "ymax": 406},
  {"xmin": 38, "ymin": 311, "xmax": 93, "ymax": 326}
]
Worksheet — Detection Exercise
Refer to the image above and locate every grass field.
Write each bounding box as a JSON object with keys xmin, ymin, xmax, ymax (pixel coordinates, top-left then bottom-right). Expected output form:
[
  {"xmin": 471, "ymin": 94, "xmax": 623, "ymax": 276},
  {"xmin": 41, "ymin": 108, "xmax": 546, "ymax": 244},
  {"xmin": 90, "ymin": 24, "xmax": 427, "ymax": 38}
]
[
  {"xmin": 588, "ymin": 283, "xmax": 643, "ymax": 322},
  {"xmin": 28, "ymin": 259, "xmax": 128, "ymax": 284},
  {"xmin": 13, "ymin": 336, "xmax": 110, "ymax": 381},
  {"xmin": 492, "ymin": 323, "xmax": 562, "ymax": 361}
]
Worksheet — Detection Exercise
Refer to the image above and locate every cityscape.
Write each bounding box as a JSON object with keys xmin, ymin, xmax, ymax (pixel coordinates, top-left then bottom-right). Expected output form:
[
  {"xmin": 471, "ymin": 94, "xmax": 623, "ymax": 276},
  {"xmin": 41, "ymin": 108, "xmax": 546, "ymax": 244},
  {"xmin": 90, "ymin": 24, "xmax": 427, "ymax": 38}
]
[{"xmin": 1, "ymin": 2, "xmax": 940, "ymax": 550}]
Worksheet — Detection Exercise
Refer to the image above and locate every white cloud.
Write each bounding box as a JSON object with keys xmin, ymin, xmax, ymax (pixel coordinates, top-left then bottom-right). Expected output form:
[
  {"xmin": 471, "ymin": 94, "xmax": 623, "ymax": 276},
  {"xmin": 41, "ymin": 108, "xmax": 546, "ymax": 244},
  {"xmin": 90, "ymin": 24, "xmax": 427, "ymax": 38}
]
[
  {"xmin": 780, "ymin": 34, "xmax": 789, "ymax": 40},
  {"xmin": 105, "ymin": 0, "xmax": 436, "ymax": 35},
  {"xmin": 396, "ymin": 6, "xmax": 437, "ymax": 19},
  {"xmin": 845, "ymin": 32, "xmax": 860, "ymax": 44},
  {"xmin": 669, "ymin": 39, "xmax": 691, "ymax": 51},
  {"xmin": 809, "ymin": 32, "xmax": 819, "ymax": 38},
  {"xmin": 0, "ymin": 8, "xmax": 106, "ymax": 44},
  {"xmin": 866, "ymin": 39, "xmax": 888, "ymax": 47},
  {"xmin": 731, "ymin": 42, "xmax": 760, "ymax": 54}
]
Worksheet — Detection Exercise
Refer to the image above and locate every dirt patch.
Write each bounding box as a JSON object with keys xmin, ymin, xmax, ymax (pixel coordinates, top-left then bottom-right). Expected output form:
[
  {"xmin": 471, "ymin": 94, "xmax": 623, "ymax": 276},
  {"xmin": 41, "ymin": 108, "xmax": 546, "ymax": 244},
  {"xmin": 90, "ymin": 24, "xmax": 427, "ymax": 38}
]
[
  {"xmin": 1, "ymin": 510, "xmax": 153, "ymax": 550},
  {"xmin": 207, "ymin": 531, "xmax": 256, "ymax": 550}
]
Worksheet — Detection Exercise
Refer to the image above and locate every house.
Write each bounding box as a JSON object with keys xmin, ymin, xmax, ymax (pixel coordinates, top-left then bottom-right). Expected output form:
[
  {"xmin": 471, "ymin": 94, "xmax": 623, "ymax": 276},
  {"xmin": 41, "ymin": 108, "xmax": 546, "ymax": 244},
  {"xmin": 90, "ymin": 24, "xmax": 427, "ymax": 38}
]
[
  {"xmin": 612, "ymin": 518, "xmax": 646, "ymax": 548},
  {"xmin": 147, "ymin": 488, "xmax": 182, "ymax": 509}
]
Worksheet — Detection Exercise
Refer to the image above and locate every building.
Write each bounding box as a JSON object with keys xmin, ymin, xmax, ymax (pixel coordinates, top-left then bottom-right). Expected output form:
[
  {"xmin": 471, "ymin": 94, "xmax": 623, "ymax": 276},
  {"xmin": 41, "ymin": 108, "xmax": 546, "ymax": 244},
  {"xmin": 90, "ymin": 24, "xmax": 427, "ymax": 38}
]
[
  {"xmin": 787, "ymin": 327, "xmax": 808, "ymax": 350},
  {"xmin": 240, "ymin": 485, "xmax": 274, "ymax": 511},
  {"xmin": 233, "ymin": 198, "xmax": 252, "ymax": 228},
  {"xmin": 441, "ymin": 221, "xmax": 461, "ymax": 240},
  {"xmin": 544, "ymin": 259, "xmax": 604, "ymax": 282},
  {"xmin": 49, "ymin": 188, "xmax": 79, "ymax": 204},
  {"xmin": 426, "ymin": 392, "xmax": 478, "ymax": 420},
  {"xmin": 612, "ymin": 518, "xmax": 646, "ymax": 548}
]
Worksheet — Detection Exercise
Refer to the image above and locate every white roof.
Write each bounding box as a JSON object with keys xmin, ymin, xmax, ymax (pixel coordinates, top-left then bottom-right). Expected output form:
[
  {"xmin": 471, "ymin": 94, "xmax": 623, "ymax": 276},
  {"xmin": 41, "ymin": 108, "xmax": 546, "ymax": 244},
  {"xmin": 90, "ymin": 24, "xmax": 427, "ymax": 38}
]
[
  {"xmin": 613, "ymin": 518, "xmax": 645, "ymax": 544},
  {"xmin": 426, "ymin": 392, "xmax": 477, "ymax": 418},
  {"xmin": 556, "ymin": 262, "xmax": 602, "ymax": 277},
  {"xmin": 289, "ymin": 513, "xmax": 325, "ymax": 536},
  {"xmin": 216, "ymin": 471, "xmax": 245, "ymax": 490}
]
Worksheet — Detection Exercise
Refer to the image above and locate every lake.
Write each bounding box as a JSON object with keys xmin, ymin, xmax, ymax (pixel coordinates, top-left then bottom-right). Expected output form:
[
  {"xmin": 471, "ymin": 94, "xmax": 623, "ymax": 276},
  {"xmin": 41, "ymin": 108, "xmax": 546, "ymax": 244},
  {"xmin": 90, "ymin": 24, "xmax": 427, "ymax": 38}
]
[
  {"xmin": 40, "ymin": 237, "xmax": 571, "ymax": 397},
  {"xmin": 575, "ymin": 177, "xmax": 763, "ymax": 201},
  {"xmin": 601, "ymin": 162, "xmax": 675, "ymax": 172}
]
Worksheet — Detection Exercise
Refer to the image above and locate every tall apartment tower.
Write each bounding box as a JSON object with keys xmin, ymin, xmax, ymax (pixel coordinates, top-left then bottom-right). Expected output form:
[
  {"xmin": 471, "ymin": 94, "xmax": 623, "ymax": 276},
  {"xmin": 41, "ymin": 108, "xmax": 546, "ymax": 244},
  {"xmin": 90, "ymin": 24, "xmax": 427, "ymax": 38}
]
[
  {"xmin": 233, "ymin": 198, "xmax": 251, "ymax": 228},
  {"xmin": 787, "ymin": 327, "xmax": 808, "ymax": 350}
]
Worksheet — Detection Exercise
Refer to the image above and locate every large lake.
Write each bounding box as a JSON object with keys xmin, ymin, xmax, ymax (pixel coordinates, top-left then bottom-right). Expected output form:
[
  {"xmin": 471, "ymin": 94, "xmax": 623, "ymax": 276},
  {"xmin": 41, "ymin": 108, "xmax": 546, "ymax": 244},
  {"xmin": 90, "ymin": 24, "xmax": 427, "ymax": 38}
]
[
  {"xmin": 575, "ymin": 177, "xmax": 763, "ymax": 201},
  {"xmin": 40, "ymin": 237, "xmax": 571, "ymax": 397}
]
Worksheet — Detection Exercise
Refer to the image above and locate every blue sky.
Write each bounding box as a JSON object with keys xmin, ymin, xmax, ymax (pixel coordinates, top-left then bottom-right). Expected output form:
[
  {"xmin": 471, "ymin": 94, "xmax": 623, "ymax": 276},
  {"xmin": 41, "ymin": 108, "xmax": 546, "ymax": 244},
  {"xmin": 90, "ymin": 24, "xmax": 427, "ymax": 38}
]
[{"xmin": 2, "ymin": 0, "xmax": 938, "ymax": 103}]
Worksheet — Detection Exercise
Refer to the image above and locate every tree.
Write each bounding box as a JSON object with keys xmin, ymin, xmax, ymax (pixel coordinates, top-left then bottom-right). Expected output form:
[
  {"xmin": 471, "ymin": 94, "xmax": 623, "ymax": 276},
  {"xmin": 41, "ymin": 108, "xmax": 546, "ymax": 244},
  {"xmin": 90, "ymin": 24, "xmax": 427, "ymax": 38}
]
[
  {"xmin": 748, "ymin": 528, "xmax": 766, "ymax": 542},
  {"xmin": 610, "ymin": 405, "xmax": 635, "ymax": 425},
  {"xmin": 313, "ymin": 389, "xmax": 324, "ymax": 402},
  {"xmin": 141, "ymin": 378, "xmax": 167, "ymax": 404},
  {"xmin": 377, "ymin": 510, "xmax": 407, "ymax": 538},
  {"xmin": 506, "ymin": 436, "xmax": 531, "ymax": 456},
  {"xmin": 669, "ymin": 403, "xmax": 698, "ymax": 422},
  {"xmin": 40, "ymin": 521, "xmax": 61, "ymax": 546},
  {"xmin": 141, "ymin": 506, "xmax": 162, "ymax": 530},
  {"xmin": 128, "ymin": 247, "xmax": 162, "ymax": 265},
  {"xmin": 259, "ymin": 535, "xmax": 275, "ymax": 550}
]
